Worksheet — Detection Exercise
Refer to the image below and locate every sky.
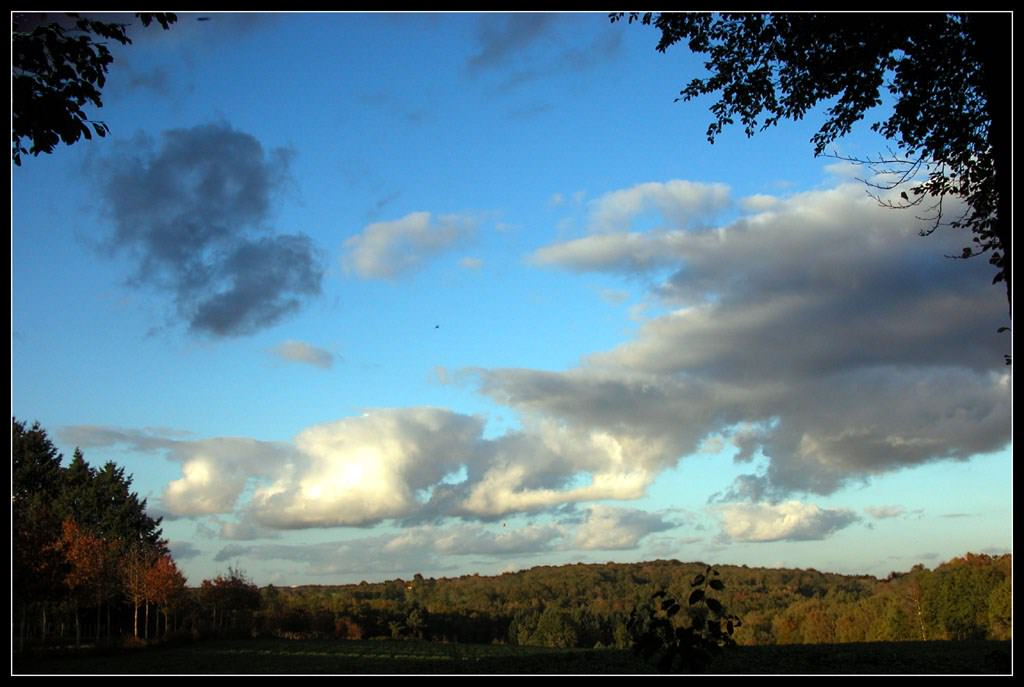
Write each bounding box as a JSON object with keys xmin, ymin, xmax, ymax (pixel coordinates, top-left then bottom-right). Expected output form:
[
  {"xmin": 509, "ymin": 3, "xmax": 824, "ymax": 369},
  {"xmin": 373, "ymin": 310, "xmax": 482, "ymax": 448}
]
[{"xmin": 11, "ymin": 12, "xmax": 1012, "ymax": 587}]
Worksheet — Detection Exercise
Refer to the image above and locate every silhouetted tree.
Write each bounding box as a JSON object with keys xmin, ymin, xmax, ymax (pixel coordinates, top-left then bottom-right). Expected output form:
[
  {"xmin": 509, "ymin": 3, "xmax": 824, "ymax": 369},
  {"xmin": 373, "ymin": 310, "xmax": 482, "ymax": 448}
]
[
  {"xmin": 613, "ymin": 12, "xmax": 1011, "ymax": 317},
  {"xmin": 11, "ymin": 12, "xmax": 176, "ymax": 165}
]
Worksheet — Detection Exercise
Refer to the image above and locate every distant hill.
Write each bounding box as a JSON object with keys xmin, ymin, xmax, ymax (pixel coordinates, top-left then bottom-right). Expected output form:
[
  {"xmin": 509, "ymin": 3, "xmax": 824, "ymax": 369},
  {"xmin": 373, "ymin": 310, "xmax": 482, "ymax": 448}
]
[{"xmin": 254, "ymin": 553, "xmax": 1011, "ymax": 647}]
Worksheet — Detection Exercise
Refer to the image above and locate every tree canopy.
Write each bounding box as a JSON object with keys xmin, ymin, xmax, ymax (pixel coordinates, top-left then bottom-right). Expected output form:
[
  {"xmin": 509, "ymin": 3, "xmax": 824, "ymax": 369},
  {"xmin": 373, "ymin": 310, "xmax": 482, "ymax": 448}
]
[
  {"xmin": 12, "ymin": 418, "xmax": 173, "ymax": 646},
  {"xmin": 11, "ymin": 12, "xmax": 177, "ymax": 165},
  {"xmin": 612, "ymin": 12, "xmax": 1011, "ymax": 317}
]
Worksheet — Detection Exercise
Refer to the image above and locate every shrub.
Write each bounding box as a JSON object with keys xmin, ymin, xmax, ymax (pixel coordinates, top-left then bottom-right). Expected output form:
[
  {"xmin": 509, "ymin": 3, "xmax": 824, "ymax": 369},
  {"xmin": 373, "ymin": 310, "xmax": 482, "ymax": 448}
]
[{"xmin": 628, "ymin": 565, "xmax": 742, "ymax": 673}]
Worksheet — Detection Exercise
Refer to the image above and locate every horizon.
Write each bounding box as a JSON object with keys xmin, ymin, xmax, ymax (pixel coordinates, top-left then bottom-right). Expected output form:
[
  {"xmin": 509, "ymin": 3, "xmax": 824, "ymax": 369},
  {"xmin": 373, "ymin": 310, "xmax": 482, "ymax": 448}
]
[
  {"xmin": 12, "ymin": 12, "xmax": 1012, "ymax": 588},
  {"xmin": 197, "ymin": 549, "xmax": 1013, "ymax": 590}
]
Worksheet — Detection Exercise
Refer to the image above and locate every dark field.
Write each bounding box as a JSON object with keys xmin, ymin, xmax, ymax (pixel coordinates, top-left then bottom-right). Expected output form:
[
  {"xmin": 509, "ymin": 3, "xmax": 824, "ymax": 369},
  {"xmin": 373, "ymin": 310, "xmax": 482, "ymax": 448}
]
[{"xmin": 12, "ymin": 638, "xmax": 1012, "ymax": 675}]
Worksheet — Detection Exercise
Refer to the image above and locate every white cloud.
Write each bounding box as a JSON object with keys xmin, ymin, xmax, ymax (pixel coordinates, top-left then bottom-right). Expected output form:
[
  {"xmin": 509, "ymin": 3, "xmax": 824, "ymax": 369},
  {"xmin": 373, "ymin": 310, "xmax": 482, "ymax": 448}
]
[
  {"xmin": 716, "ymin": 501, "xmax": 860, "ymax": 542},
  {"xmin": 531, "ymin": 231, "xmax": 684, "ymax": 273},
  {"xmin": 574, "ymin": 505, "xmax": 675, "ymax": 550},
  {"xmin": 59, "ymin": 427, "xmax": 293, "ymax": 518},
  {"xmin": 160, "ymin": 437, "xmax": 292, "ymax": 516},
  {"xmin": 460, "ymin": 256, "xmax": 484, "ymax": 270},
  {"xmin": 740, "ymin": 194, "xmax": 780, "ymax": 212},
  {"xmin": 270, "ymin": 339, "xmax": 334, "ymax": 369},
  {"xmin": 249, "ymin": 408, "xmax": 485, "ymax": 528},
  {"xmin": 73, "ymin": 409, "xmax": 669, "ymax": 528},
  {"xmin": 587, "ymin": 180, "xmax": 731, "ymax": 233},
  {"xmin": 342, "ymin": 211, "xmax": 476, "ymax": 279}
]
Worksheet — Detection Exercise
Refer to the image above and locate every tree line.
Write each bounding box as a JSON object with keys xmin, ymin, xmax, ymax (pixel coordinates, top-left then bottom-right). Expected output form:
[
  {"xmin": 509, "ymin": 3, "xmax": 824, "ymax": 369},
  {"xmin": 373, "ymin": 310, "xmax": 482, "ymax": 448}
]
[
  {"xmin": 12, "ymin": 419, "xmax": 276, "ymax": 651},
  {"xmin": 248, "ymin": 554, "xmax": 1010, "ymax": 649},
  {"xmin": 13, "ymin": 418, "xmax": 185, "ymax": 648}
]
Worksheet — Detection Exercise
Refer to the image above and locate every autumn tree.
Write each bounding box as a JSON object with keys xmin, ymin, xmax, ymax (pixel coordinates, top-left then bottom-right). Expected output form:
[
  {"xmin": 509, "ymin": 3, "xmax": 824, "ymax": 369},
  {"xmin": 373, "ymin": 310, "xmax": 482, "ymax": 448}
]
[
  {"xmin": 123, "ymin": 543, "xmax": 157, "ymax": 639},
  {"xmin": 612, "ymin": 12, "xmax": 1012, "ymax": 318},
  {"xmin": 145, "ymin": 554, "xmax": 188, "ymax": 638},
  {"xmin": 57, "ymin": 519, "xmax": 105, "ymax": 646}
]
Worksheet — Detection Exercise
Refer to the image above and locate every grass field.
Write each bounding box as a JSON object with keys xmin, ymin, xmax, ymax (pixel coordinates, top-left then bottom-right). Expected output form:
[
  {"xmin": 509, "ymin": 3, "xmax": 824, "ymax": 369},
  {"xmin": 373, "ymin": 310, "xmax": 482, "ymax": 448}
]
[{"xmin": 12, "ymin": 638, "xmax": 1012, "ymax": 675}]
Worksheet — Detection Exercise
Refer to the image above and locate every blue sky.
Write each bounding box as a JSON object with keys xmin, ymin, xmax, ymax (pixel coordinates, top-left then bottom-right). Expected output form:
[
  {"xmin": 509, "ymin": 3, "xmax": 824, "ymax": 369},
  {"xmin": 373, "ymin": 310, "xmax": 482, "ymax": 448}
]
[{"xmin": 12, "ymin": 12, "xmax": 1012, "ymax": 586}]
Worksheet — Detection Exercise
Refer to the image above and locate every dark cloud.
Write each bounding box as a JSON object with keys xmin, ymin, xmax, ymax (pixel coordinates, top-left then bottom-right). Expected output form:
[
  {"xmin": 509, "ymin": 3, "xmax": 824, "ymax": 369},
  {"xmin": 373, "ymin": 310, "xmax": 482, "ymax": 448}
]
[
  {"xmin": 122, "ymin": 65, "xmax": 175, "ymax": 96},
  {"xmin": 59, "ymin": 424, "xmax": 181, "ymax": 453},
  {"xmin": 187, "ymin": 233, "xmax": 322, "ymax": 337},
  {"xmin": 168, "ymin": 540, "xmax": 203, "ymax": 561},
  {"xmin": 519, "ymin": 181, "xmax": 1011, "ymax": 498},
  {"xmin": 95, "ymin": 122, "xmax": 323, "ymax": 337},
  {"xmin": 468, "ymin": 14, "xmax": 557, "ymax": 72},
  {"xmin": 468, "ymin": 15, "xmax": 624, "ymax": 93},
  {"xmin": 214, "ymin": 544, "xmax": 253, "ymax": 562}
]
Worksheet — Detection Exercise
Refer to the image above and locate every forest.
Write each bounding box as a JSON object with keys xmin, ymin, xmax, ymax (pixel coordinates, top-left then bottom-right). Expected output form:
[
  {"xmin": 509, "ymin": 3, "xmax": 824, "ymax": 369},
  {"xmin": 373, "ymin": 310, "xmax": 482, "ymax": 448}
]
[
  {"xmin": 12, "ymin": 418, "xmax": 1012, "ymax": 659},
  {"xmin": 246, "ymin": 553, "xmax": 1011, "ymax": 649}
]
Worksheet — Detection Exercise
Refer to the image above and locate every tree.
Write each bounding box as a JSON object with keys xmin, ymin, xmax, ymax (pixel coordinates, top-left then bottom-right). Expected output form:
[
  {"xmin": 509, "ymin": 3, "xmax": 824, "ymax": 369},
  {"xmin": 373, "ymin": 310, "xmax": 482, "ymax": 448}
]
[
  {"xmin": 145, "ymin": 554, "xmax": 188, "ymax": 638},
  {"xmin": 12, "ymin": 420, "xmax": 68, "ymax": 649},
  {"xmin": 612, "ymin": 12, "xmax": 1011, "ymax": 319},
  {"xmin": 123, "ymin": 542, "xmax": 158, "ymax": 639},
  {"xmin": 200, "ymin": 567, "xmax": 262, "ymax": 636},
  {"xmin": 985, "ymin": 576, "xmax": 1012, "ymax": 640},
  {"xmin": 13, "ymin": 419, "xmax": 175, "ymax": 648},
  {"xmin": 12, "ymin": 419, "xmax": 64, "ymax": 501},
  {"xmin": 11, "ymin": 12, "xmax": 177, "ymax": 165},
  {"xmin": 531, "ymin": 605, "xmax": 578, "ymax": 648},
  {"xmin": 57, "ymin": 518, "xmax": 106, "ymax": 646}
]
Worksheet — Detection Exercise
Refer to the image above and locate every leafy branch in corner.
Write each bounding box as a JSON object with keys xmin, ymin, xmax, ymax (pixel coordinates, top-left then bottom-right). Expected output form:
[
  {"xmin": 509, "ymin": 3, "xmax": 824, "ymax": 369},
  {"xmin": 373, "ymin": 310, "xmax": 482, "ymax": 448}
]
[
  {"xmin": 627, "ymin": 565, "xmax": 742, "ymax": 673},
  {"xmin": 12, "ymin": 12, "xmax": 177, "ymax": 165}
]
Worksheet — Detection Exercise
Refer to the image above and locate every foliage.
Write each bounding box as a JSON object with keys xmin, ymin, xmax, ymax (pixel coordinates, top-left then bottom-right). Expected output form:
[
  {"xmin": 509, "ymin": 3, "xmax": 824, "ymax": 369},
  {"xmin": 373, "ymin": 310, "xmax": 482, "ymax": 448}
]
[
  {"xmin": 199, "ymin": 566, "xmax": 262, "ymax": 637},
  {"xmin": 12, "ymin": 420, "xmax": 69, "ymax": 616},
  {"xmin": 985, "ymin": 577, "xmax": 1012, "ymax": 641},
  {"xmin": 145, "ymin": 554, "xmax": 188, "ymax": 637},
  {"xmin": 627, "ymin": 566, "xmax": 742, "ymax": 673},
  {"xmin": 922, "ymin": 554, "xmax": 1010, "ymax": 641},
  {"xmin": 611, "ymin": 12, "xmax": 1011, "ymax": 316},
  {"xmin": 238, "ymin": 554, "xmax": 1009, "ymax": 650},
  {"xmin": 11, "ymin": 12, "xmax": 176, "ymax": 165},
  {"xmin": 12, "ymin": 418, "xmax": 177, "ymax": 648}
]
